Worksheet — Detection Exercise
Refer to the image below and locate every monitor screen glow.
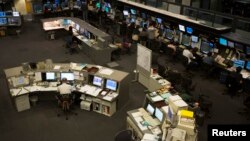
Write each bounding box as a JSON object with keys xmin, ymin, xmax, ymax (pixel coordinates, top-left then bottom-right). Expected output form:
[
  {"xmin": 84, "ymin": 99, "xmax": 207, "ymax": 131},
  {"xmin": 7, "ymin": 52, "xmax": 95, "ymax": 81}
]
[
  {"xmin": 76, "ymin": 24, "xmax": 80, "ymax": 31},
  {"xmin": 233, "ymin": 60, "xmax": 245, "ymax": 69},
  {"xmin": 191, "ymin": 35, "xmax": 198, "ymax": 43},
  {"xmin": 93, "ymin": 76, "xmax": 102, "ymax": 86},
  {"xmin": 0, "ymin": 12, "xmax": 6, "ymax": 17},
  {"xmin": 155, "ymin": 108, "xmax": 163, "ymax": 122},
  {"xmin": 0, "ymin": 18, "xmax": 7, "ymax": 25},
  {"xmin": 178, "ymin": 24, "xmax": 185, "ymax": 32},
  {"xmin": 146, "ymin": 103, "xmax": 155, "ymax": 115},
  {"xmin": 186, "ymin": 27, "xmax": 193, "ymax": 34},
  {"xmin": 123, "ymin": 10, "xmax": 129, "ymax": 16},
  {"xmin": 246, "ymin": 61, "xmax": 250, "ymax": 70},
  {"xmin": 61, "ymin": 72, "xmax": 74, "ymax": 81},
  {"xmin": 105, "ymin": 79, "xmax": 118, "ymax": 91},
  {"xmin": 46, "ymin": 72, "xmax": 56, "ymax": 80},
  {"xmin": 17, "ymin": 76, "xmax": 25, "ymax": 85},
  {"xmin": 156, "ymin": 18, "xmax": 162, "ymax": 24},
  {"xmin": 219, "ymin": 38, "xmax": 227, "ymax": 46},
  {"xmin": 228, "ymin": 41, "xmax": 234, "ymax": 48},
  {"xmin": 130, "ymin": 9, "xmax": 136, "ymax": 15}
]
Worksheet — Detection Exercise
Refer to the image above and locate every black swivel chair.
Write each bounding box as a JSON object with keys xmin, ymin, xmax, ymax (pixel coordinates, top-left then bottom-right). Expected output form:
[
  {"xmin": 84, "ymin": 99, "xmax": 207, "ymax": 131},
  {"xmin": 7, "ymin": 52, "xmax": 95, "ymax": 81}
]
[
  {"xmin": 57, "ymin": 94, "xmax": 77, "ymax": 120},
  {"xmin": 114, "ymin": 129, "xmax": 134, "ymax": 141}
]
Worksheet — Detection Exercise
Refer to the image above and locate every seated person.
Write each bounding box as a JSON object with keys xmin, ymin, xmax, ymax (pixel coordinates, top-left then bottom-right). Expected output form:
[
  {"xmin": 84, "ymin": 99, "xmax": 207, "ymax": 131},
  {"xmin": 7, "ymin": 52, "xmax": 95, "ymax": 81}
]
[
  {"xmin": 192, "ymin": 47, "xmax": 203, "ymax": 65},
  {"xmin": 226, "ymin": 67, "xmax": 243, "ymax": 97},
  {"xmin": 203, "ymin": 52, "xmax": 214, "ymax": 65},
  {"xmin": 182, "ymin": 47, "xmax": 198, "ymax": 68},
  {"xmin": 67, "ymin": 36, "xmax": 79, "ymax": 54}
]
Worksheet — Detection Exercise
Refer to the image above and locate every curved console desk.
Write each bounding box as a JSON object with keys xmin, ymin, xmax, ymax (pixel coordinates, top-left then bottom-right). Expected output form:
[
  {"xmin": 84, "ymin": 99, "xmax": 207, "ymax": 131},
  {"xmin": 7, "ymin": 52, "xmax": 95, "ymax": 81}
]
[
  {"xmin": 41, "ymin": 17, "xmax": 116, "ymax": 65},
  {"xmin": 4, "ymin": 61, "xmax": 130, "ymax": 116}
]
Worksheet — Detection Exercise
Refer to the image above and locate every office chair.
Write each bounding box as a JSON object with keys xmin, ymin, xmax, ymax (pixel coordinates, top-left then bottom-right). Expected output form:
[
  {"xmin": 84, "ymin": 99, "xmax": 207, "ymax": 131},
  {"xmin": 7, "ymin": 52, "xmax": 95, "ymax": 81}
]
[
  {"xmin": 57, "ymin": 94, "xmax": 77, "ymax": 120},
  {"xmin": 114, "ymin": 129, "xmax": 134, "ymax": 141}
]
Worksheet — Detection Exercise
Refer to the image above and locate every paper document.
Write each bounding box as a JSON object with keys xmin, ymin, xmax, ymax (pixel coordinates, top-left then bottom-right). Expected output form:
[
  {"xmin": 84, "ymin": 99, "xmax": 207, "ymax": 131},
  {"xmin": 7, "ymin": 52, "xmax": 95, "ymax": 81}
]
[
  {"xmin": 99, "ymin": 68, "xmax": 113, "ymax": 75},
  {"xmin": 53, "ymin": 65, "xmax": 61, "ymax": 70},
  {"xmin": 103, "ymin": 96, "xmax": 113, "ymax": 101},
  {"xmin": 131, "ymin": 112, "xmax": 143, "ymax": 118},
  {"xmin": 134, "ymin": 117, "xmax": 143, "ymax": 123},
  {"xmin": 35, "ymin": 72, "xmax": 42, "ymax": 82},
  {"xmin": 142, "ymin": 133, "xmax": 159, "ymax": 141},
  {"xmin": 151, "ymin": 95, "xmax": 164, "ymax": 102}
]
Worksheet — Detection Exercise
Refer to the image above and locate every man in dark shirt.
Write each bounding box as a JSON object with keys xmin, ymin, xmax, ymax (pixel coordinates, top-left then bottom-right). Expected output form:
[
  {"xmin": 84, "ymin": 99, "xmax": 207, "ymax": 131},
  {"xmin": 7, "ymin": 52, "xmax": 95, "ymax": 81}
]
[{"xmin": 227, "ymin": 67, "xmax": 243, "ymax": 97}]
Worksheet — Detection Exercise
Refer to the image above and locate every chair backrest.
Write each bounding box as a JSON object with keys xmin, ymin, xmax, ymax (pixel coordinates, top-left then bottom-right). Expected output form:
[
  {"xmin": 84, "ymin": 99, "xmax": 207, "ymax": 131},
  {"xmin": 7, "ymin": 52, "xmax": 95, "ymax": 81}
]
[
  {"xmin": 114, "ymin": 130, "xmax": 133, "ymax": 141},
  {"xmin": 60, "ymin": 94, "xmax": 72, "ymax": 110}
]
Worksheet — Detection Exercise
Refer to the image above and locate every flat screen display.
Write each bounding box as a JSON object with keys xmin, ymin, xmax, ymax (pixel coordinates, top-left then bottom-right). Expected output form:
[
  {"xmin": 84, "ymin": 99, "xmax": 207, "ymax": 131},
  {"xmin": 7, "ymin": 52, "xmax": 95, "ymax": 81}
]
[
  {"xmin": 191, "ymin": 35, "xmax": 198, "ymax": 43},
  {"xmin": 93, "ymin": 76, "xmax": 103, "ymax": 86},
  {"xmin": 219, "ymin": 38, "xmax": 227, "ymax": 46},
  {"xmin": 12, "ymin": 12, "xmax": 20, "ymax": 17},
  {"xmin": 0, "ymin": 12, "xmax": 6, "ymax": 17},
  {"xmin": 130, "ymin": 9, "xmax": 136, "ymax": 15},
  {"xmin": 246, "ymin": 46, "xmax": 250, "ymax": 55},
  {"xmin": 76, "ymin": 24, "xmax": 80, "ymax": 31},
  {"xmin": 186, "ymin": 27, "xmax": 193, "ymax": 34},
  {"xmin": 182, "ymin": 34, "xmax": 190, "ymax": 46},
  {"xmin": 8, "ymin": 18, "xmax": 19, "ymax": 25},
  {"xmin": 105, "ymin": 79, "xmax": 118, "ymax": 91},
  {"xmin": 178, "ymin": 24, "xmax": 185, "ymax": 32},
  {"xmin": 155, "ymin": 108, "xmax": 163, "ymax": 122},
  {"xmin": 17, "ymin": 76, "xmax": 25, "ymax": 85},
  {"xmin": 235, "ymin": 43, "xmax": 244, "ymax": 52},
  {"xmin": 96, "ymin": 2, "xmax": 101, "ymax": 8},
  {"xmin": 123, "ymin": 10, "xmax": 129, "ymax": 16},
  {"xmin": 200, "ymin": 41, "xmax": 213, "ymax": 54},
  {"xmin": 246, "ymin": 61, "xmax": 250, "ymax": 70},
  {"xmin": 233, "ymin": 60, "xmax": 245, "ymax": 69},
  {"xmin": 165, "ymin": 28, "xmax": 173, "ymax": 40},
  {"xmin": 146, "ymin": 103, "xmax": 155, "ymax": 115},
  {"xmin": 227, "ymin": 41, "xmax": 234, "ymax": 48},
  {"xmin": 0, "ymin": 18, "xmax": 7, "ymax": 25},
  {"xmin": 46, "ymin": 72, "xmax": 56, "ymax": 81},
  {"xmin": 61, "ymin": 72, "xmax": 74, "ymax": 81},
  {"xmin": 156, "ymin": 18, "xmax": 162, "ymax": 24},
  {"xmin": 167, "ymin": 106, "xmax": 174, "ymax": 123}
]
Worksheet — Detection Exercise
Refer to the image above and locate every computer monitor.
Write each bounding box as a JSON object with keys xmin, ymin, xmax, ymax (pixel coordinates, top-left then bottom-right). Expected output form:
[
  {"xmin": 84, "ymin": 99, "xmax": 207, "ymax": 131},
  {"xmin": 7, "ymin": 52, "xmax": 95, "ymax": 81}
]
[
  {"xmin": 0, "ymin": 12, "xmax": 6, "ymax": 17},
  {"xmin": 233, "ymin": 60, "xmax": 245, "ymax": 69},
  {"xmin": 75, "ymin": 24, "xmax": 80, "ymax": 31},
  {"xmin": 13, "ymin": 76, "xmax": 29, "ymax": 87},
  {"xmin": 0, "ymin": 18, "xmax": 7, "ymax": 25},
  {"xmin": 123, "ymin": 10, "xmax": 129, "ymax": 16},
  {"xmin": 93, "ymin": 76, "xmax": 103, "ymax": 87},
  {"xmin": 105, "ymin": 79, "xmax": 118, "ymax": 91},
  {"xmin": 246, "ymin": 61, "xmax": 250, "ymax": 71},
  {"xmin": 8, "ymin": 18, "xmax": 19, "ymax": 25},
  {"xmin": 155, "ymin": 108, "xmax": 164, "ymax": 122},
  {"xmin": 96, "ymin": 2, "xmax": 101, "ymax": 8},
  {"xmin": 61, "ymin": 72, "xmax": 74, "ymax": 81},
  {"xmin": 228, "ymin": 41, "xmax": 234, "ymax": 48},
  {"xmin": 182, "ymin": 34, "xmax": 190, "ymax": 46},
  {"xmin": 246, "ymin": 46, "xmax": 250, "ymax": 55},
  {"xmin": 167, "ymin": 106, "xmax": 174, "ymax": 123},
  {"xmin": 156, "ymin": 18, "xmax": 162, "ymax": 24},
  {"xmin": 105, "ymin": 7, "xmax": 109, "ymax": 13},
  {"xmin": 46, "ymin": 72, "xmax": 56, "ymax": 81},
  {"xmin": 219, "ymin": 38, "xmax": 227, "ymax": 46},
  {"xmin": 165, "ymin": 28, "xmax": 173, "ymax": 40},
  {"xmin": 130, "ymin": 9, "xmax": 136, "ymax": 15},
  {"xmin": 178, "ymin": 24, "xmax": 185, "ymax": 32},
  {"xmin": 200, "ymin": 41, "xmax": 213, "ymax": 54},
  {"xmin": 146, "ymin": 103, "xmax": 155, "ymax": 115},
  {"xmin": 235, "ymin": 43, "xmax": 244, "ymax": 52},
  {"xmin": 186, "ymin": 27, "xmax": 193, "ymax": 34},
  {"xmin": 191, "ymin": 35, "xmax": 198, "ymax": 43}
]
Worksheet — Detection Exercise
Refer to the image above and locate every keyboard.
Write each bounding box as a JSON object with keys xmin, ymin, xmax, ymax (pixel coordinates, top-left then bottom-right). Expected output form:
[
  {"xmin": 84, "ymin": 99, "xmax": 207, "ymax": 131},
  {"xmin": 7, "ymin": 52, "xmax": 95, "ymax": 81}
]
[{"xmin": 143, "ymin": 116, "xmax": 160, "ymax": 127}]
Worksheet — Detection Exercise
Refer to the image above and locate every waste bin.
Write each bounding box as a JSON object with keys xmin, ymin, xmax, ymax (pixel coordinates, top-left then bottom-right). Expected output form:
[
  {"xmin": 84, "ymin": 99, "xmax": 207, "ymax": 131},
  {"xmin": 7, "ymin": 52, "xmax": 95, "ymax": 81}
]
[{"xmin": 30, "ymin": 95, "xmax": 38, "ymax": 106}]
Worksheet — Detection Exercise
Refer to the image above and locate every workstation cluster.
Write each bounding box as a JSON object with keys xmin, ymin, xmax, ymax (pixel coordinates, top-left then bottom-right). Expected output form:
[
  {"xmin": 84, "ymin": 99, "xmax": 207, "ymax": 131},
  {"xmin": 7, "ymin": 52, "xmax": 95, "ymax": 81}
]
[
  {"xmin": 127, "ymin": 69, "xmax": 198, "ymax": 141},
  {"xmin": 4, "ymin": 59, "xmax": 130, "ymax": 117},
  {"xmin": 0, "ymin": 11, "xmax": 22, "ymax": 36},
  {"xmin": 41, "ymin": 17, "xmax": 118, "ymax": 65}
]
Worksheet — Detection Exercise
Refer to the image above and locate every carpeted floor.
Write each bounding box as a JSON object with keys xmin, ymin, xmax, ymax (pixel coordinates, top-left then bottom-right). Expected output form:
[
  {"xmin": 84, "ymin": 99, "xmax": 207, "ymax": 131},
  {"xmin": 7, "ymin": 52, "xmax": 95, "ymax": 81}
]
[{"xmin": 0, "ymin": 20, "xmax": 248, "ymax": 141}]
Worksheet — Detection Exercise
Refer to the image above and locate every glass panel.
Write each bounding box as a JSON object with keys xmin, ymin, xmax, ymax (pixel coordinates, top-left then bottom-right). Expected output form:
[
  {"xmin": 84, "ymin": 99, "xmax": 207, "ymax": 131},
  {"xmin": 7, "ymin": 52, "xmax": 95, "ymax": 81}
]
[
  {"xmin": 183, "ymin": 7, "xmax": 198, "ymax": 20},
  {"xmin": 197, "ymin": 11, "xmax": 214, "ymax": 26},
  {"xmin": 213, "ymin": 15, "xmax": 233, "ymax": 28},
  {"xmin": 236, "ymin": 20, "xmax": 250, "ymax": 32}
]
